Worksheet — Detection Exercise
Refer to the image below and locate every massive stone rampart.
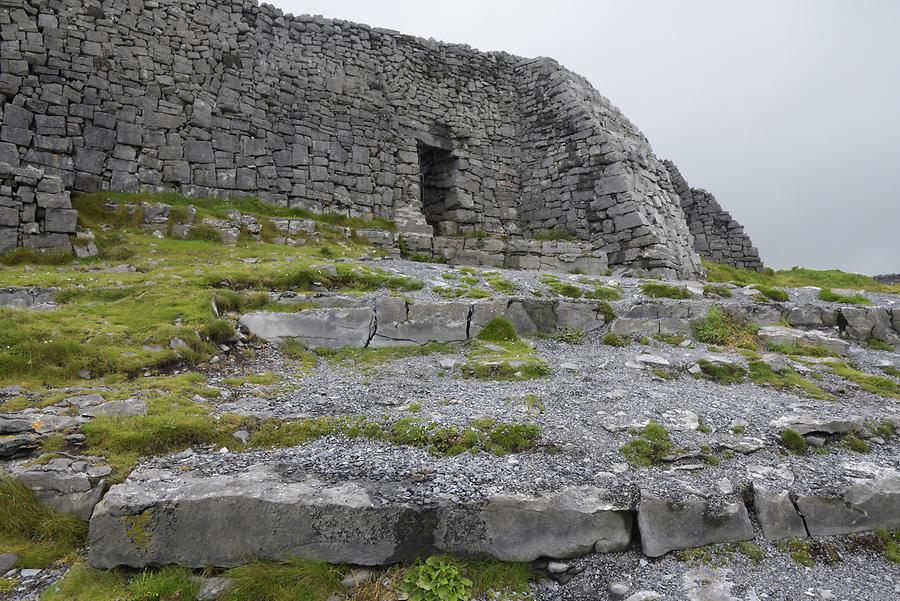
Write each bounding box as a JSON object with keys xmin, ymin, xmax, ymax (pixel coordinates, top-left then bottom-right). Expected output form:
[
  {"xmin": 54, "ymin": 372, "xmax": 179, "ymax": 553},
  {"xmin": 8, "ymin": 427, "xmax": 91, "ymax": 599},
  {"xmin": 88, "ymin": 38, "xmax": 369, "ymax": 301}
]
[
  {"xmin": 664, "ymin": 160, "xmax": 763, "ymax": 270},
  {"xmin": 0, "ymin": 0, "xmax": 714, "ymax": 276}
]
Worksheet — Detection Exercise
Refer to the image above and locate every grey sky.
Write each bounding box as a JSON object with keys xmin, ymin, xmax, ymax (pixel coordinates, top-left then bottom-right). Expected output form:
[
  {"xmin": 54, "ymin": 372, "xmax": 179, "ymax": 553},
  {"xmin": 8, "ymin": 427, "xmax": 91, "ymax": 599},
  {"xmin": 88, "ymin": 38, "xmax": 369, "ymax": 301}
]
[{"xmin": 270, "ymin": 0, "xmax": 900, "ymax": 275}]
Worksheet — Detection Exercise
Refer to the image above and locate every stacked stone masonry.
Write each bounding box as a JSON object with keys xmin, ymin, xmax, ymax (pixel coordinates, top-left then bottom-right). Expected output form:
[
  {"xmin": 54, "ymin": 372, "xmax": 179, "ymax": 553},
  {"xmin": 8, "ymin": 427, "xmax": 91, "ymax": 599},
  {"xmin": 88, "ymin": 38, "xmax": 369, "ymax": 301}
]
[
  {"xmin": 663, "ymin": 160, "xmax": 764, "ymax": 270},
  {"xmin": 0, "ymin": 161, "xmax": 74, "ymax": 252},
  {"xmin": 0, "ymin": 0, "xmax": 763, "ymax": 277}
]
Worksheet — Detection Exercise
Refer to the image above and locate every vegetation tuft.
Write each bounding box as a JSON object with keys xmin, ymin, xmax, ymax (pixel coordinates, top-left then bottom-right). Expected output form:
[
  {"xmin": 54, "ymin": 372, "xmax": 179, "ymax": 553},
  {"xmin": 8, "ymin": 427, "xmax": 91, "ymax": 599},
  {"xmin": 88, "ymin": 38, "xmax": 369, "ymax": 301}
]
[
  {"xmin": 691, "ymin": 306, "xmax": 758, "ymax": 349},
  {"xmin": 818, "ymin": 288, "xmax": 870, "ymax": 305},
  {"xmin": 619, "ymin": 421, "xmax": 674, "ymax": 467},
  {"xmin": 640, "ymin": 282, "xmax": 692, "ymax": 299},
  {"xmin": 696, "ymin": 359, "xmax": 747, "ymax": 385}
]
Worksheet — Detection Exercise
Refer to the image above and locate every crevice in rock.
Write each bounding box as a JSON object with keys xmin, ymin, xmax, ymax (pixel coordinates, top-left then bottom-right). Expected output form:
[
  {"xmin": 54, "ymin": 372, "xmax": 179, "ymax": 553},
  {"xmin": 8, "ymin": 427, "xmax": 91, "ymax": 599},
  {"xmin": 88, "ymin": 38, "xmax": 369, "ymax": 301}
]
[{"xmin": 789, "ymin": 493, "xmax": 812, "ymax": 538}]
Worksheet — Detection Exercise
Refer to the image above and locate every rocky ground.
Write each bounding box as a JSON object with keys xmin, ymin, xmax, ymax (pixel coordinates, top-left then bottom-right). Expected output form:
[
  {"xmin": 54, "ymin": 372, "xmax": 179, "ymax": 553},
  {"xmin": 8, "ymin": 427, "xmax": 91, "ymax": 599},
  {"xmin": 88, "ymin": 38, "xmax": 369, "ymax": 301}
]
[{"xmin": 2, "ymin": 253, "xmax": 900, "ymax": 601}]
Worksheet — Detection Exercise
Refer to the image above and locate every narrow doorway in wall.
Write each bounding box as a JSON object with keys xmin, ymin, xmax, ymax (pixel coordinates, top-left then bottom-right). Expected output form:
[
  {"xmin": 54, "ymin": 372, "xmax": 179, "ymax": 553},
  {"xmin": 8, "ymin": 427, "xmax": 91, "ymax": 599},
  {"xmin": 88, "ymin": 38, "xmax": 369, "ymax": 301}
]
[{"xmin": 417, "ymin": 142, "xmax": 456, "ymax": 235}]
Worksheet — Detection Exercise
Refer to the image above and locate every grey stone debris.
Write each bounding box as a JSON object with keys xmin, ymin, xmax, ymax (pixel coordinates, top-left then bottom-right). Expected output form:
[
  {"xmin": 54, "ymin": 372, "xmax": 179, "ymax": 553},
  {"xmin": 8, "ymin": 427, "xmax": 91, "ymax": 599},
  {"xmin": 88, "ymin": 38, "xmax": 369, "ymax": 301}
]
[{"xmin": 637, "ymin": 492, "xmax": 754, "ymax": 557}]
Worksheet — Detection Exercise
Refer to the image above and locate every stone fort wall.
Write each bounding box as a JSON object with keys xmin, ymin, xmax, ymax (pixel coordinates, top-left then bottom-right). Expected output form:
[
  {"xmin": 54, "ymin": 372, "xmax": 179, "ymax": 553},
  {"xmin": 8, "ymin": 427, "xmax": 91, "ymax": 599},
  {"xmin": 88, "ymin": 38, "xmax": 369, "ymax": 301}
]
[
  {"xmin": 0, "ymin": 0, "xmax": 759, "ymax": 276},
  {"xmin": 663, "ymin": 160, "xmax": 763, "ymax": 270}
]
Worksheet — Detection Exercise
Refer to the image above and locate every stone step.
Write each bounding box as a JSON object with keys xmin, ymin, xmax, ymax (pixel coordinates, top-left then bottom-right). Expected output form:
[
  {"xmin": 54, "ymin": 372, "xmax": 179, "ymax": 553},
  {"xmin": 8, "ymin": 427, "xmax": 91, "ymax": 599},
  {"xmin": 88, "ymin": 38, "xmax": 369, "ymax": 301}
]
[
  {"xmin": 84, "ymin": 449, "xmax": 900, "ymax": 569},
  {"xmin": 237, "ymin": 295, "xmax": 900, "ymax": 349}
]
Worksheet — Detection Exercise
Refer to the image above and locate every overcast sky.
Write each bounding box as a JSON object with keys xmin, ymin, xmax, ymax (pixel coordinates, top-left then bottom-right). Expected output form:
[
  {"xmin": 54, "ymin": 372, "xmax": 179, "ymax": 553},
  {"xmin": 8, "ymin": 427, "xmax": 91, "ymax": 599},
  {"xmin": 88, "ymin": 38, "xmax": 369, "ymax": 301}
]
[{"xmin": 270, "ymin": 0, "xmax": 900, "ymax": 275}]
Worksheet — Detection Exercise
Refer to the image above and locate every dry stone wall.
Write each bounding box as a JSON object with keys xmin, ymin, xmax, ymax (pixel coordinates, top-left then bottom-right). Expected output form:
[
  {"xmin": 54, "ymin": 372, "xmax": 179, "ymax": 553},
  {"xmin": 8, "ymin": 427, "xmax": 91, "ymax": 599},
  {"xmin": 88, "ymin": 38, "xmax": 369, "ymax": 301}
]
[
  {"xmin": 0, "ymin": 161, "xmax": 74, "ymax": 252},
  {"xmin": 0, "ymin": 0, "xmax": 714, "ymax": 277},
  {"xmin": 664, "ymin": 160, "xmax": 763, "ymax": 270}
]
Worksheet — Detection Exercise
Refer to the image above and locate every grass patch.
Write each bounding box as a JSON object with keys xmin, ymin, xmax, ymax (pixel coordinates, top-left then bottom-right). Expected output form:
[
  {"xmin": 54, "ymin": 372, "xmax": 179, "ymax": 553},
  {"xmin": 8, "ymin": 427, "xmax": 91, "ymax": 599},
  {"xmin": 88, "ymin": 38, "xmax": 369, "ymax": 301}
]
[
  {"xmin": 640, "ymin": 282, "xmax": 692, "ymax": 299},
  {"xmin": 81, "ymin": 394, "xmax": 249, "ymax": 480},
  {"xmin": 538, "ymin": 274, "xmax": 583, "ymax": 299},
  {"xmin": 281, "ymin": 339, "xmax": 318, "ymax": 373},
  {"xmin": 620, "ymin": 421, "xmax": 674, "ymax": 467},
  {"xmin": 752, "ymin": 285, "xmax": 789, "ymax": 302},
  {"xmin": 0, "ymin": 475, "xmax": 87, "ymax": 568},
  {"xmin": 222, "ymin": 372, "xmax": 281, "ymax": 387},
  {"xmin": 248, "ymin": 415, "xmax": 540, "ymax": 457},
  {"xmin": 485, "ymin": 275, "xmax": 516, "ymax": 295},
  {"xmin": 765, "ymin": 342, "xmax": 840, "ymax": 358},
  {"xmin": 748, "ymin": 360, "xmax": 832, "ymax": 400},
  {"xmin": 703, "ymin": 284, "xmax": 732, "ymax": 298},
  {"xmin": 692, "ymin": 306, "xmax": 758, "ymax": 349},
  {"xmin": 826, "ymin": 361, "xmax": 900, "ymax": 398},
  {"xmin": 818, "ymin": 289, "xmax": 870, "ymax": 305},
  {"xmin": 696, "ymin": 359, "xmax": 747, "ymax": 385},
  {"xmin": 0, "ymin": 247, "xmax": 73, "ymax": 266},
  {"xmin": 533, "ymin": 230, "xmax": 577, "ymax": 241},
  {"xmin": 781, "ymin": 428, "xmax": 807, "ymax": 454},
  {"xmin": 316, "ymin": 343, "xmax": 456, "ymax": 372},
  {"xmin": 652, "ymin": 368, "xmax": 677, "ymax": 381},
  {"xmin": 777, "ymin": 538, "xmax": 814, "ymax": 567},
  {"xmin": 703, "ymin": 261, "xmax": 900, "ymax": 294},
  {"xmin": 462, "ymin": 319, "xmax": 549, "ymax": 381},
  {"xmin": 654, "ymin": 332, "xmax": 686, "ymax": 346},
  {"xmin": 584, "ymin": 285, "xmax": 622, "ymax": 301},
  {"xmin": 865, "ymin": 338, "xmax": 895, "ymax": 351},
  {"xmin": 843, "ymin": 434, "xmax": 871, "ymax": 453},
  {"xmin": 602, "ymin": 332, "xmax": 629, "ymax": 347},
  {"xmin": 223, "ymin": 558, "xmax": 343, "ymax": 601}
]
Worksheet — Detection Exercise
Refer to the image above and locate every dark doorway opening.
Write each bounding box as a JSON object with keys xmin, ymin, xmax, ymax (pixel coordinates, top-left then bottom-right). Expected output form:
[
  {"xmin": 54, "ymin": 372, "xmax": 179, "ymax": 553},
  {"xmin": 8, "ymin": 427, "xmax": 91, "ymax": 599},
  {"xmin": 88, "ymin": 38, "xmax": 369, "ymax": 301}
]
[{"xmin": 417, "ymin": 142, "xmax": 457, "ymax": 234}]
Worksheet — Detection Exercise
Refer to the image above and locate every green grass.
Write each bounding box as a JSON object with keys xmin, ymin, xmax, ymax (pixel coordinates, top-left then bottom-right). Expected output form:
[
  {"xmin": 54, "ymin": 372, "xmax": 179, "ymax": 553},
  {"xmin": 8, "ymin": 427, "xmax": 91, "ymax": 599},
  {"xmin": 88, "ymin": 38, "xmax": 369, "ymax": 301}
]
[
  {"xmin": 640, "ymin": 282, "xmax": 692, "ymax": 299},
  {"xmin": 0, "ymin": 247, "xmax": 74, "ymax": 266},
  {"xmin": 81, "ymin": 394, "xmax": 251, "ymax": 480},
  {"xmin": 584, "ymin": 285, "xmax": 622, "ymax": 301},
  {"xmin": 696, "ymin": 359, "xmax": 747, "ymax": 385},
  {"xmin": 652, "ymin": 367, "xmax": 677, "ymax": 381},
  {"xmin": 316, "ymin": 343, "xmax": 456, "ymax": 372},
  {"xmin": 43, "ymin": 565, "xmax": 200, "ymax": 601},
  {"xmin": 843, "ymin": 434, "xmax": 871, "ymax": 453},
  {"xmin": 777, "ymin": 538, "xmax": 814, "ymax": 567},
  {"xmin": 752, "ymin": 285, "xmax": 789, "ymax": 302},
  {"xmin": 0, "ymin": 475, "xmax": 87, "ymax": 568},
  {"xmin": 247, "ymin": 415, "xmax": 541, "ymax": 457},
  {"xmin": 533, "ymin": 229, "xmax": 578, "ymax": 241},
  {"xmin": 0, "ymin": 216, "xmax": 398, "ymax": 386},
  {"xmin": 485, "ymin": 275, "xmax": 516, "ymax": 295},
  {"xmin": 748, "ymin": 360, "xmax": 832, "ymax": 400},
  {"xmin": 654, "ymin": 332, "xmax": 686, "ymax": 346},
  {"xmin": 781, "ymin": 428, "xmax": 807, "ymax": 454},
  {"xmin": 538, "ymin": 274, "xmax": 583, "ymax": 299},
  {"xmin": 876, "ymin": 529, "xmax": 900, "ymax": 564},
  {"xmin": 222, "ymin": 372, "xmax": 281, "ymax": 387},
  {"xmin": 595, "ymin": 300, "xmax": 616, "ymax": 323},
  {"xmin": 75, "ymin": 191, "xmax": 396, "ymax": 232},
  {"xmin": 222, "ymin": 559, "xmax": 343, "ymax": 601},
  {"xmin": 620, "ymin": 421, "xmax": 674, "ymax": 468},
  {"xmin": 865, "ymin": 338, "xmax": 896, "ymax": 351},
  {"xmin": 826, "ymin": 361, "xmax": 900, "ymax": 398},
  {"xmin": 703, "ymin": 261, "xmax": 900, "ymax": 294},
  {"xmin": 281, "ymin": 339, "xmax": 318, "ymax": 373},
  {"xmin": 461, "ymin": 318, "xmax": 550, "ymax": 381},
  {"xmin": 691, "ymin": 306, "xmax": 758, "ymax": 349},
  {"xmin": 765, "ymin": 342, "xmax": 840, "ymax": 358},
  {"xmin": 703, "ymin": 284, "xmax": 732, "ymax": 298},
  {"xmin": 818, "ymin": 288, "xmax": 870, "ymax": 305}
]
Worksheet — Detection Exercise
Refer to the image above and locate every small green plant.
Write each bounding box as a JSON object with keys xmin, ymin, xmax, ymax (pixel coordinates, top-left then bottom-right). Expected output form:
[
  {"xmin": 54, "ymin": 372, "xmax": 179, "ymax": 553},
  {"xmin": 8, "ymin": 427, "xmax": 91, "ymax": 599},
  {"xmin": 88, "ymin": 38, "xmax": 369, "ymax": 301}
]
[
  {"xmin": 400, "ymin": 556, "xmax": 473, "ymax": 601},
  {"xmin": 765, "ymin": 342, "xmax": 839, "ymax": 358},
  {"xmin": 696, "ymin": 359, "xmax": 747, "ymax": 385},
  {"xmin": 875, "ymin": 529, "xmax": 900, "ymax": 564},
  {"xmin": 692, "ymin": 306, "xmax": 758, "ymax": 349},
  {"xmin": 602, "ymin": 332, "xmax": 628, "ymax": 347},
  {"xmin": 595, "ymin": 300, "xmax": 615, "ymax": 323},
  {"xmin": 697, "ymin": 420, "xmax": 711, "ymax": 434},
  {"xmin": 843, "ymin": 434, "xmax": 871, "ymax": 453},
  {"xmin": 640, "ymin": 282, "xmax": 692, "ymax": 299},
  {"xmin": 735, "ymin": 541, "xmax": 765, "ymax": 562},
  {"xmin": 778, "ymin": 538, "xmax": 814, "ymax": 567},
  {"xmin": 186, "ymin": 223, "xmax": 223, "ymax": 242},
  {"xmin": 548, "ymin": 328, "xmax": 584, "ymax": 344},
  {"xmin": 620, "ymin": 421, "xmax": 674, "ymax": 467},
  {"xmin": 652, "ymin": 367, "xmax": 677, "ymax": 381},
  {"xmin": 880, "ymin": 366, "xmax": 900, "ymax": 379},
  {"xmin": 781, "ymin": 428, "xmax": 807, "ymax": 454},
  {"xmin": 730, "ymin": 425, "xmax": 746, "ymax": 434},
  {"xmin": 818, "ymin": 289, "xmax": 870, "ymax": 305},
  {"xmin": 0, "ymin": 476, "xmax": 87, "ymax": 568}
]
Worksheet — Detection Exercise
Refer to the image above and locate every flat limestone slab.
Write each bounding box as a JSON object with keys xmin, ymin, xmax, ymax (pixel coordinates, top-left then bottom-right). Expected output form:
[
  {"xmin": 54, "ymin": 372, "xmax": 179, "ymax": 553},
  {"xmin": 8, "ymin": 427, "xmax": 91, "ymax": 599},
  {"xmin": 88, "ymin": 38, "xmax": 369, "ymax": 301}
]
[
  {"xmin": 637, "ymin": 491, "xmax": 754, "ymax": 557},
  {"xmin": 88, "ymin": 466, "xmax": 632, "ymax": 569},
  {"xmin": 238, "ymin": 307, "xmax": 375, "ymax": 348}
]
